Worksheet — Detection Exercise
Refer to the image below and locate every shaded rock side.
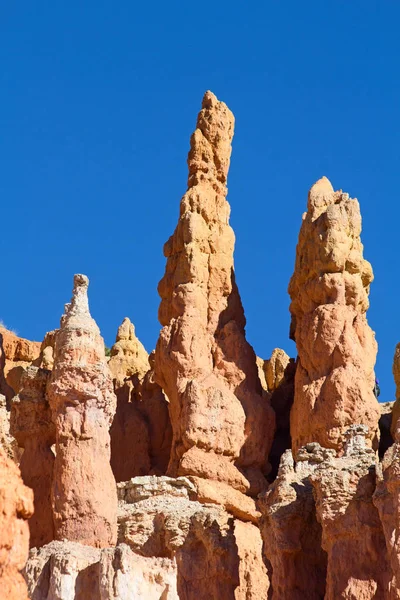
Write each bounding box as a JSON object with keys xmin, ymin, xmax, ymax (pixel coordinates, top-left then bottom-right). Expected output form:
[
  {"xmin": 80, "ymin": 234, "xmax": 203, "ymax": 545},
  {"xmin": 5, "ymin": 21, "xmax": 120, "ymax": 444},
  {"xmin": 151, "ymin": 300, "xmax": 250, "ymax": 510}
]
[
  {"xmin": 374, "ymin": 428, "xmax": 400, "ymax": 598},
  {"xmin": 117, "ymin": 475, "xmax": 269, "ymax": 600},
  {"xmin": 10, "ymin": 366, "xmax": 55, "ymax": 548},
  {"xmin": 109, "ymin": 318, "xmax": 172, "ymax": 482},
  {"xmin": 391, "ymin": 343, "xmax": 400, "ymax": 439},
  {"xmin": 259, "ymin": 445, "xmax": 328, "ymax": 600},
  {"xmin": 154, "ymin": 90, "xmax": 275, "ymax": 499},
  {"xmin": 0, "ymin": 446, "xmax": 33, "ymax": 600},
  {"xmin": 289, "ymin": 177, "xmax": 380, "ymax": 454},
  {"xmin": 310, "ymin": 425, "xmax": 391, "ymax": 599},
  {"xmin": 48, "ymin": 274, "xmax": 118, "ymax": 547},
  {"xmin": 0, "ymin": 325, "xmax": 41, "ymax": 402},
  {"xmin": 0, "ymin": 393, "xmax": 21, "ymax": 462}
]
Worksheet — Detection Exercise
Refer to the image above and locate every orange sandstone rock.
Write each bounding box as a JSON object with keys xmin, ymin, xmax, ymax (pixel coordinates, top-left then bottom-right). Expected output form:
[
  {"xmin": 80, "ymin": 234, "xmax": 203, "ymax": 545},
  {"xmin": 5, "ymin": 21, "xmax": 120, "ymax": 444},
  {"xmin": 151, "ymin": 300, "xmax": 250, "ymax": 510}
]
[
  {"xmin": 48, "ymin": 274, "xmax": 117, "ymax": 547},
  {"xmin": 154, "ymin": 90, "xmax": 275, "ymax": 500},
  {"xmin": 0, "ymin": 326, "xmax": 41, "ymax": 401},
  {"xmin": 10, "ymin": 366, "xmax": 55, "ymax": 548},
  {"xmin": 289, "ymin": 177, "xmax": 380, "ymax": 454},
  {"xmin": 0, "ymin": 446, "xmax": 33, "ymax": 600}
]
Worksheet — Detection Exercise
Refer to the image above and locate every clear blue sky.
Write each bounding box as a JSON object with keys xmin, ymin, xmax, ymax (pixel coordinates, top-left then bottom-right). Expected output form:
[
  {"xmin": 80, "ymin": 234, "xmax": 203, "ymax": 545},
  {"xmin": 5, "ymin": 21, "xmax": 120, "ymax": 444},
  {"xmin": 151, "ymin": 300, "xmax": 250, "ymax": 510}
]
[{"xmin": 1, "ymin": 2, "xmax": 398, "ymax": 401}]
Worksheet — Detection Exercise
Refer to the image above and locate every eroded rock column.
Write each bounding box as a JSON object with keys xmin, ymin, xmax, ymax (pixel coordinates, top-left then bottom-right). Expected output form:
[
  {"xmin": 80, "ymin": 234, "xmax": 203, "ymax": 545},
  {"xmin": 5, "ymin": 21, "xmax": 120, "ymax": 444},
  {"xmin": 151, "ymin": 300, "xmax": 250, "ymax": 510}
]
[
  {"xmin": 154, "ymin": 91, "xmax": 275, "ymax": 503},
  {"xmin": 289, "ymin": 177, "xmax": 380, "ymax": 454},
  {"xmin": 311, "ymin": 425, "xmax": 391, "ymax": 599},
  {"xmin": 10, "ymin": 366, "xmax": 55, "ymax": 548},
  {"xmin": 48, "ymin": 274, "xmax": 117, "ymax": 547}
]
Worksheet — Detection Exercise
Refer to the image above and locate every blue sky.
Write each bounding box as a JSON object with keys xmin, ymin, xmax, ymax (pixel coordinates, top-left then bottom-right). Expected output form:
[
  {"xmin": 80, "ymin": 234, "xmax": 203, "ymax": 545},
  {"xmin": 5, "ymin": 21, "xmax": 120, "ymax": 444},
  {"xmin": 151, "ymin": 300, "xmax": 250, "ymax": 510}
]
[{"xmin": 0, "ymin": 2, "xmax": 398, "ymax": 401}]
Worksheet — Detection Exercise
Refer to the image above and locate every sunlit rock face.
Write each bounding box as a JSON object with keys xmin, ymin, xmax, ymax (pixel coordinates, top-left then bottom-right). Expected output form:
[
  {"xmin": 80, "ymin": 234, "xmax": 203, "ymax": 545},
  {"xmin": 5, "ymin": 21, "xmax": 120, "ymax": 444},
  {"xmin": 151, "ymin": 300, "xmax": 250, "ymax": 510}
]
[
  {"xmin": 289, "ymin": 177, "xmax": 380, "ymax": 455},
  {"xmin": 48, "ymin": 274, "xmax": 117, "ymax": 548},
  {"xmin": 154, "ymin": 91, "xmax": 275, "ymax": 506}
]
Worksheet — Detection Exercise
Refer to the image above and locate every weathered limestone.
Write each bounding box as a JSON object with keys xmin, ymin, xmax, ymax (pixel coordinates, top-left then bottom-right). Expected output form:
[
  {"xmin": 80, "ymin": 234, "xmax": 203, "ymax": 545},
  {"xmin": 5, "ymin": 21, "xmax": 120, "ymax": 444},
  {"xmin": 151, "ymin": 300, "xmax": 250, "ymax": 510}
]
[
  {"xmin": 0, "ymin": 393, "xmax": 20, "ymax": 462},
  {"xmin": 259, "ymin": 445, "xmax": 328, "ymax": 600},
  {"xmin": 48, "ymin": 274, "xmax": 117, "ymax": 547},
  {"xmin": 289, "ymin": 177, "xmax": 380, "ymax": 454},
  {"xmin": 109, "ymin": 319, "xmax": 172, "ymax": 481},
  {"xmin": 391, "ymin": 343, "xmax": 400, "ymax": 439},
  {"xmin": 117, "ymin": 475, "xmax": 269, "ymax": 600},
  {"xmin": 0, "ymin": 325, "xmax": 41, "ymax": 402},
  {"xmin": 10, "ymin": 366, "xmax": 55, "ymax": 548},
  {"xmin": 154, "ymin": 90, "xmax": 275, "ymax": 502},
  {"xmin": 310, "ymin": 425, "xmax": 391, "ymax": 599},
  {"xmin": 0, "ymin": 446, "xmax": 33, "ymax": 600}
]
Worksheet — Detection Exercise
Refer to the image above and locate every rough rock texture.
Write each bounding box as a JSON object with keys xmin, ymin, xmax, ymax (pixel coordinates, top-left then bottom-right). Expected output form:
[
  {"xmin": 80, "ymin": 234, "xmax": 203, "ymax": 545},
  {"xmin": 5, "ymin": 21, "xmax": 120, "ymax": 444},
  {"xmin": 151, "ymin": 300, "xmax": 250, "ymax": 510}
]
[
  {"xmin": 289, "ymin": 177, "xmax": 380, "ymax": 454},
  {"xmin": 117, "ymin": 475, "xmax": 269, "ymax": 599},
  {"xmin": 260, "ymin": 349, "xmax": 296, "ymax": 480},
  {"xmin": 0, "ymin": 325, "xmax": 41, "ymax": 402},
  {"xmin": 25, "ymin": 540, "xmax": 179, "ymax": 600},
  {"xmin": 391, "ymin": 343, "xmax": 400, "ymax": 439},
  {"xmin": 154, "ymin": 90, "xmax": 275, "ymax": 503},
  {"xmin": 259, "ymin": 444, "xmax": 328, "ymax": 600},
  {"xmin": 39, "ymin": 330, "xmax": 57, "ymax": 371},
  {"xmin": 0, "ymin": 393, "xmax": 20, "ymax": 462},
  {"xmin": 374, "ymin": 427, "xmax": 400, "ymax": 597},
  {"xmin": 310, "ymin": 425, "xmax": 391, "ymax": 599},
  {"xmin": 48, "ymin": 274, "xmax": 118, "ymax": 547},
  {"xmin": 10, "ymin": 366, "xmax": 55, "ymax": 548},
  {"xmin": 109, "ymin": 318, "xmax": 172, "ymax": 482},
  {"xmin": 0, "ymin": 446, "xmax": 33, "ymax": 600}
]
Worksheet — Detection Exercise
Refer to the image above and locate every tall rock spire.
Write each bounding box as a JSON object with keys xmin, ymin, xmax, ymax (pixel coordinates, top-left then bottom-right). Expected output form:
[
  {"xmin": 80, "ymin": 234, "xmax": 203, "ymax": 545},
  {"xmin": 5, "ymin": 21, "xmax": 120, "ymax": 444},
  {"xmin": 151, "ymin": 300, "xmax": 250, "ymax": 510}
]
[
  {"xmin": 289, "ymin": 178, "xmax": 380, "ymax": 454},
  {"xmin": 154, "ymin": 91, "xmax": 275, "ymax": 499},
  {"xmin": 48, "ymin": 274, "xmax": 117, "ymax": 547}
]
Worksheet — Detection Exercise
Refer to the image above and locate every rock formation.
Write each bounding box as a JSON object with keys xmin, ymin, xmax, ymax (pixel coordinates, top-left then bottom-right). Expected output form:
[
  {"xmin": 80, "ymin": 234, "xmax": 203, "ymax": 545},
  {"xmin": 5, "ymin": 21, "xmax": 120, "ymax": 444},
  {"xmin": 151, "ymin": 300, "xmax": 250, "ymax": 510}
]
[
  {"xmin": 48, "ymin": 274, "xmax": 118, "ymax": 547},
  {"xmin": 10, "ymin": 366, "xmax": 55, "ymax": 548},
  {"xmin": 0, "ymin": 393, "xmax": 20, "ymax": 462},
  {"xmin": 259, "ymin": 444, "xmax": 328, "ymax": 599},
  {"xmin": 310, "ymin": 425, "xmax": 391, "ymax": 599},
  {"xmin": 109, "ymin": 319, "xmax": 172, "ymax": 482},
  {"xmin": 154, "ymin": 90, "xmax": 275, "ymax": 507},
  {"xmin": 0, "ymin": 446, "xmax": 33, "ymax": 600},
  {"xmin": 0, "ymin": 325, "xmax": 41, "ymax": 402},
  {"xmin": 289, "ymin": 177, "xmax": 380, "ymax": 454}
]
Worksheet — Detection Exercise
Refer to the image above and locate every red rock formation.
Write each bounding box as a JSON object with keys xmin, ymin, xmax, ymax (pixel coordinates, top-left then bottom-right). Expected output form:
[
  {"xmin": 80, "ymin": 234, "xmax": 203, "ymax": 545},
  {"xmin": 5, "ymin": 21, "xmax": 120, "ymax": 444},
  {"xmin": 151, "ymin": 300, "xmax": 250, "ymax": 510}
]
[
  {"xmin": 310, "ymin": 425, "xmax": 391, "ymax": 599},
  {"xmin": 0, "ymin": 326, "xmax": 41, "ymax": 402},
  {"xmin": 154, "ymin": 90, "xmax": 275, "ymax": 504},
  {"xmin": 10, "ymin": 366, "xmax": 55, "ymax": 548},
  {"xmin": 0, "ymin": 446, "xmax": 33, "ymax": 600},
  {"xmin": 48, "ymin": 274, "xmax": 117, "ymax": 547},
  {"xmin": 289, "ymin": 177, "xmax": 380, "ymax": 454},
  {"xmin": 259, "ymin": 445, "xmax": 328, "ymax": 600},
  {"xmin": 109, "ymin": 319, "xmax": 172, "ymax": 481}
]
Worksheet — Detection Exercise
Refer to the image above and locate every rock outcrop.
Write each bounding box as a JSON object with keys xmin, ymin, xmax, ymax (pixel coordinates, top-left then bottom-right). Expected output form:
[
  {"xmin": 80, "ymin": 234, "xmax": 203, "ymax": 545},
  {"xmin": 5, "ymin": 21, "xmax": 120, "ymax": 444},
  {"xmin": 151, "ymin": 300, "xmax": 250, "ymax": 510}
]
[
  {"xmin": 0, "ymin": 326, "xmax": 41, "ymax": 402},
  {"xmin": 48, "ymin": 274, "xmax": 118, "ymax": 547},
  {"xmin": 0, "ymin": 446, "xmax": 33, "ymax": 600},
  {"xmin": 0, "ymin": 393, "xmax": 20, "ymax": 462},
  {"xmin": 259, "ymin": 445, "xmax": 328, "ymax": 600},
  {"xmin": 154, "ymin": 91, "xmax": 275, "ymax": 506},
  {"xmin": 10, "ymin": 366, "xmax": 55, "ymax": 548},
  {"xmin": 310, "ymin": 425, "xmax": 391, "ymax": 599},
  {"xmin": 109, "ymin": 319, "xmax": 172, "ymax": 482},
  {"xmin": 289, "ymin": 177, "xmax": 380, "ymax": 454}
]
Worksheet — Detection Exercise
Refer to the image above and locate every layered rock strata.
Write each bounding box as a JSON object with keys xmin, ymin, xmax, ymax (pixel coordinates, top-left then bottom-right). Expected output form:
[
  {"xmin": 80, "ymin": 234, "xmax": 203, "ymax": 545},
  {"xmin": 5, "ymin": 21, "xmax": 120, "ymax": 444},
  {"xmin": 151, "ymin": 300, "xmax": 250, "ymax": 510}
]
[
  {"xmin": 0, "ymin": 446, "xmax": 33, "ymax": 600},
  {"xmin": 259, "ymin": 445, "xmax": 328, "ymax": 600},
  {"xmin": 310, "ymin": 425, "xmax": 391, "ymax": 599},
  {"xmin": 289, "ymin": 177, "xmax": 380, "ymax": 454},
  {"xmin": 48, "ymin": 274, "xmax": 118, "ymax": 547},
  {"xmin": 154, "ymin": 91, "xmax": 275, "ymax": 504},
  {"xmin": 109, "ymin": 319, "xmax": 171, "ymax": 481},
  {"xmin": 10, "ymin": 366, "xmax": 55, "ymax": 548}
]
